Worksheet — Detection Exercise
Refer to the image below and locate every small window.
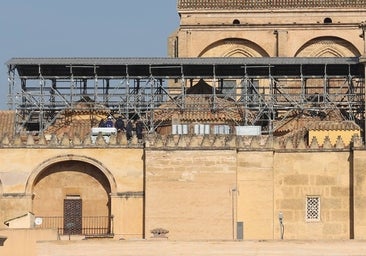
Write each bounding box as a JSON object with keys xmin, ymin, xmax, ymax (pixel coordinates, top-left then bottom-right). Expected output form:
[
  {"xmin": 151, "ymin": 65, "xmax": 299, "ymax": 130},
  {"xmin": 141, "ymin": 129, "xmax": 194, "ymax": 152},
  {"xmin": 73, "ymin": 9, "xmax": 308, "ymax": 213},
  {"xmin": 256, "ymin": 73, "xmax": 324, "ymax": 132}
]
[
  {"xmin": 214, "ymin": 125, "xmax": 230, "ymax": 135},
  {"xmin": 306, "ymin": 196, "xmax": 320, "ymax": 222},
  {"xmin": 233, "ymin": 19, "xmax": 240, "ymax": 25},
  {"xmin": 194, "ymin": 124, "xmax": 210, "ymax": 135},
  {"xmin": 324, "ymin": 18, "xmax": 332, "ymax": 24},
  {"xmin": 172, "ymin": 124, "xmax": 188, "ymax": 135}
]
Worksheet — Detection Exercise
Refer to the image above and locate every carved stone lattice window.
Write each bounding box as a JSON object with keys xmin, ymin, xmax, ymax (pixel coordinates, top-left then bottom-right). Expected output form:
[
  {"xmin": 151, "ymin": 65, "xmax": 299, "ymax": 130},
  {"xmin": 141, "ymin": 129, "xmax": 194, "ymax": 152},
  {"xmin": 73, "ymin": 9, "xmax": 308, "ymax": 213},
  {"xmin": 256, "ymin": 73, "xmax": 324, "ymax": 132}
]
[{"xmin": 306, "ymin": 196, "xmax": 320, "ymax": 222}]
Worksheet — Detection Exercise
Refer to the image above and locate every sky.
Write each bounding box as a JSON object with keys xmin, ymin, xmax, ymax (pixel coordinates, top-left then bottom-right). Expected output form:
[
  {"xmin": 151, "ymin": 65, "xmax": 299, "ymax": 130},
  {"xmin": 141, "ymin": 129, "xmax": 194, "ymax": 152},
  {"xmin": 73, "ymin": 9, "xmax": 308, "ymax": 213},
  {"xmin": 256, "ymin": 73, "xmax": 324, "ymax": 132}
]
[{"xmin": 0, "ymin": 0, "xmax": 180, "ymax": 109}]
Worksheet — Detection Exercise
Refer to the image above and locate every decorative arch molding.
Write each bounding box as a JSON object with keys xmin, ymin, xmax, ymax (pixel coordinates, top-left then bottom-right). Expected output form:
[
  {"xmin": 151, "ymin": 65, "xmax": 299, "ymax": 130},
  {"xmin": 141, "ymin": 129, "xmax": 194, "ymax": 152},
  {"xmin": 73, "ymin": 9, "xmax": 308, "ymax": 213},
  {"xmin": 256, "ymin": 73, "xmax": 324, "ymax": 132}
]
[
  {"xmin": 25, "ymin": 154, "xmax": 118, "ymax": 195},
  {"xmin": 224, "ymin": 48, "xmax": 253, "ymax": 57},
  {"xmin": 199, "ymin": 38, "xmax": 269, "ymax": 57},
  {"xmin": 295, "ymin": 36, "xmax": 361, "ymax": 57}
]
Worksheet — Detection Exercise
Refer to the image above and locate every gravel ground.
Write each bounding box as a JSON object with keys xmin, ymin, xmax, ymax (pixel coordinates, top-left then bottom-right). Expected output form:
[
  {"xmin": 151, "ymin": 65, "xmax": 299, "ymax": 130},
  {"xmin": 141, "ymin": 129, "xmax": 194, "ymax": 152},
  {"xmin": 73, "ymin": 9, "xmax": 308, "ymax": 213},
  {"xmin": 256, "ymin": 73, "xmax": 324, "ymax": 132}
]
[{"xmin": 36, "ymin": 239, "xmax": 366, "ymax": 256}]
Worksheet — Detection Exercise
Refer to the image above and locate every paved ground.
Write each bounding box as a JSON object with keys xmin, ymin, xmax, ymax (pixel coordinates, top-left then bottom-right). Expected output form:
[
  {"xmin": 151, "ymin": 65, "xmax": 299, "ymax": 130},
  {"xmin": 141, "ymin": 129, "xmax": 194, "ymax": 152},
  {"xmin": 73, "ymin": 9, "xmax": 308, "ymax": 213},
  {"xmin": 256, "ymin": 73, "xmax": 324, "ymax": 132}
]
[{"xmin": 37, "ymin": 240, "xmax": 366, "ymax": 256}]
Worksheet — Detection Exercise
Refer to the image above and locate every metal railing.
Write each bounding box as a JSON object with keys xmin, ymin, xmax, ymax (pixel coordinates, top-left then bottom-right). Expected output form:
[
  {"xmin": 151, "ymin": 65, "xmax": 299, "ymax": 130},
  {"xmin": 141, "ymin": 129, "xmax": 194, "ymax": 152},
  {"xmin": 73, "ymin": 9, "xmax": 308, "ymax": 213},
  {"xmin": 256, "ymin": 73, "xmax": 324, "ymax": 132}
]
[
  {"xmin": 178, "ymin": 0, "xmax": 366, "ymax": 10},
  {"xmin": 35, "ymin": 216, "xmax": 113, "ymax": 237}
]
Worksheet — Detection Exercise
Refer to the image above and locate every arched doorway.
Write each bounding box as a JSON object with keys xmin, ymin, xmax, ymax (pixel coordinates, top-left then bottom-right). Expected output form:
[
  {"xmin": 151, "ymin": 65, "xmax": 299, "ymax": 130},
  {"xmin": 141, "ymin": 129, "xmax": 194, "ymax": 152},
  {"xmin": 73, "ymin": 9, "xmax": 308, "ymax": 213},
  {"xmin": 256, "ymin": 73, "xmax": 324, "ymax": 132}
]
[{"xmin": 31, "ymin": 160, "xmax": 113, "ymax": 237}]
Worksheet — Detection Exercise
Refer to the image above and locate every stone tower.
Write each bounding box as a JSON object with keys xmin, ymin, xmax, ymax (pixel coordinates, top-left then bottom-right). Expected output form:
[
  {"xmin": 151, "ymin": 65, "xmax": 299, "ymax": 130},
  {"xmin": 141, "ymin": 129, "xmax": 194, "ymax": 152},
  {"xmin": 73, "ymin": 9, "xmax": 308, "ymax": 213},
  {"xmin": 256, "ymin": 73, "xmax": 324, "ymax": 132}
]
[{"xmin": 169, "ymin": 0, "xmax": 366, "ymax": 58}]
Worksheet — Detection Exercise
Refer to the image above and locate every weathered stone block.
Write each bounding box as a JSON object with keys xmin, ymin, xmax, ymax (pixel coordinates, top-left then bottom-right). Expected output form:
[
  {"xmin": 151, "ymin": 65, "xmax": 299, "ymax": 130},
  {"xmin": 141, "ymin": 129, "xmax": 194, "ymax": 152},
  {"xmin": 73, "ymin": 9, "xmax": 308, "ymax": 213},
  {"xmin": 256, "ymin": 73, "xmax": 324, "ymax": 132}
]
[
  {"xmin": 283, "ymin": 175, "xmax": 309, "ymax": 186},
  {"xmin": 316, "ymin": 176, "xmax": 336, "ymax": 186}
]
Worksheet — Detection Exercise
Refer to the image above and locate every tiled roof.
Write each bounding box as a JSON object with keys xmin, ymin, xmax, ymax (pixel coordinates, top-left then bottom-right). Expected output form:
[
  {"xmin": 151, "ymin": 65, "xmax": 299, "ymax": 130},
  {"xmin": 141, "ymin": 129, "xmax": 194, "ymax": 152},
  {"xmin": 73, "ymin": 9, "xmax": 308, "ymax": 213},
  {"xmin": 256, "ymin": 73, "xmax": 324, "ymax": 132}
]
[
  {"xmin": 309, "ymin": 121, "xmax": 360, "ymax": 131},
  {"xmin": 44, "ymin": 110, "xmax": 109, "ymax": 140},
  {"xmin": 42, "ymin": 99, "xmax": 111, "ymax": 139},
  {"xmin": 274, "ymin": 108, "xmax": 345, "ymax": 133},
  {"xmin": 0, "ymin": 108, "xmax": 110, "ymax": 142},
  {"xmin": 154, "ymin": 95, "xmax": 247, "ymax": 123},
  {"xmin": 0, "ymin": 110, "xmax": 15, "ymax": 140},
  {"xmin": 154, "ymin": 78, "xmax": 248, "ymax": 124}
]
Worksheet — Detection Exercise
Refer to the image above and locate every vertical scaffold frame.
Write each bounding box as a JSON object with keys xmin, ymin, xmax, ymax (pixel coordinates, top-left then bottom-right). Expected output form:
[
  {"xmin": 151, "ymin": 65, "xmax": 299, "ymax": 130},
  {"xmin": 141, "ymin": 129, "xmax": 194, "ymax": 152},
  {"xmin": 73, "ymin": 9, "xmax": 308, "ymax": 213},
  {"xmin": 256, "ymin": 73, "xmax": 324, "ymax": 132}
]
[{"xmin": 6, "ymin": 57, "xmax": 365, "ymax": 138}]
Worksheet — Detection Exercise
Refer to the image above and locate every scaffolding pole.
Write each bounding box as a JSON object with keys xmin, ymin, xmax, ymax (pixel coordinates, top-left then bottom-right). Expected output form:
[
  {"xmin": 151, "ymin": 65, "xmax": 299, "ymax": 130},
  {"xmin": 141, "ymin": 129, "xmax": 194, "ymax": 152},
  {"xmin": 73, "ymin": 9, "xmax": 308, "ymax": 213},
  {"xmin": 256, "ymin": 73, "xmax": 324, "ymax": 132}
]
[{"xmin": 6, "ymin": 57, "xmax": 365, "ymax": 137}]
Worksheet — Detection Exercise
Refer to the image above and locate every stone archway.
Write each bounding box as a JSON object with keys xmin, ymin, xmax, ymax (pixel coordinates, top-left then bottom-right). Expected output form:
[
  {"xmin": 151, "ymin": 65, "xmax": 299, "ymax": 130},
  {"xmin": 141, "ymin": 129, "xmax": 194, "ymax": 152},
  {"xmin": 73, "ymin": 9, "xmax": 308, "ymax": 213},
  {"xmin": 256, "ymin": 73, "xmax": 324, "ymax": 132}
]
[
  {"xmin": 27, "ymin": 155, "xmax": 117, "ymax": 236},
  {"xmin": 295, "ymin": 36, "xmax": 361, "ymax": 57},
  {"xmin": 199, "ymin": 38, "xmax": 270, "ymax": 57}
]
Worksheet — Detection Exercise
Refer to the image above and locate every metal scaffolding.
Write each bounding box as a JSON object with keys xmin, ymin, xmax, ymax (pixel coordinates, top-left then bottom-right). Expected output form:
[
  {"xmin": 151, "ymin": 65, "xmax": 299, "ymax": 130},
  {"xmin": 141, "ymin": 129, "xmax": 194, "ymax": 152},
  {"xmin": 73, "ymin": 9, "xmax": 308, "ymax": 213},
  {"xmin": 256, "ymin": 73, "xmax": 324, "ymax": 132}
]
[{"xmin": 6, "ymin": 57, "xmax": 365, "ymax": 136}]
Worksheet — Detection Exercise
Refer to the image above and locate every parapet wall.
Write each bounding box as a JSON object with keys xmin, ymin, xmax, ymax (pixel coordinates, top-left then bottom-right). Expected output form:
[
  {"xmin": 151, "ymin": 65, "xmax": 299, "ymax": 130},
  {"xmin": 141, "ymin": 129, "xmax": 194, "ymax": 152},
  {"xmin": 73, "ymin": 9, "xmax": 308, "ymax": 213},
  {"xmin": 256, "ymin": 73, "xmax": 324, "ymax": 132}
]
[{"xmin": 1, "ymin": 132, "xmax": 362, "ymax": 150}]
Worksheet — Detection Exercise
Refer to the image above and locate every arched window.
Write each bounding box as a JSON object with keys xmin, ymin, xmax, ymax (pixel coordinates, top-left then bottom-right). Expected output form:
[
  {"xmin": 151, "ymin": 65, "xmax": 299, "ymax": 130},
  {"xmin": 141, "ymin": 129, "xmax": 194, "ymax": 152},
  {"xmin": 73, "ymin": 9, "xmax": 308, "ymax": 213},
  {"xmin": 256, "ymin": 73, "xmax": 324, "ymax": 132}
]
[
  {"xmin": 324, "ymin": 18, "xmax": 332, "ymax": 24},
  {"xmin": 233, "ymin": 19, "xmax": 240, "ymax": 25}
]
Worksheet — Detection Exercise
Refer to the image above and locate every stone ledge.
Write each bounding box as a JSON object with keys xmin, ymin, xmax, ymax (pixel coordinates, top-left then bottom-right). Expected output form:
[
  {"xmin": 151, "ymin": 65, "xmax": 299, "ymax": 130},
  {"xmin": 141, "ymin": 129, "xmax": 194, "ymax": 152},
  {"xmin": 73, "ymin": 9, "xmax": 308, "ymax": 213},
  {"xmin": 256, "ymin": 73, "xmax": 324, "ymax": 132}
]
[{"xmin": 0, "ymin": 133, "xmax": 363, "ymax": 150}]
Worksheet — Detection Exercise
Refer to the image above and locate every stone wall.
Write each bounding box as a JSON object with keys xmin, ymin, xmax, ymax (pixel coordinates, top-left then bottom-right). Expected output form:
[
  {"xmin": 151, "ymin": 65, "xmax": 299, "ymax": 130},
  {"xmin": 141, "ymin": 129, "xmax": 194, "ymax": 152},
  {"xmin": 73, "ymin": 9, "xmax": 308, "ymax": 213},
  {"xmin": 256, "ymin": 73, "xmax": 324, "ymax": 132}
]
[
  {"xmin": 172, "ymin": 4, "xmax": 365, "ymax": 58},
  {"xmin": 145, "ymin": 149, "xmax": 237, "ymax": 240},
  {"xmin": 144, "ymin": 134, "xmax": 363, "ymax": 240},
  {"xmin": 273, "ymin": 151, "xmax": 351, "ymax": 239},
  {"xmin": 0, "ymin": 146, "xmax": 144, "ymax": 239},
  {"xmin": 0, "ymin": 134, "xmax": 365, "ymax": 240},
  {"xmin": 353, "ymin": 149, "xmax": 366, "ymax": 239},
  {"xmin": 237, "ymin": 151, "xmax": 274, "ymax": 240},
  {"xmin": 177, "ymin": 0, "xmax": 366, "ymax": 10}
]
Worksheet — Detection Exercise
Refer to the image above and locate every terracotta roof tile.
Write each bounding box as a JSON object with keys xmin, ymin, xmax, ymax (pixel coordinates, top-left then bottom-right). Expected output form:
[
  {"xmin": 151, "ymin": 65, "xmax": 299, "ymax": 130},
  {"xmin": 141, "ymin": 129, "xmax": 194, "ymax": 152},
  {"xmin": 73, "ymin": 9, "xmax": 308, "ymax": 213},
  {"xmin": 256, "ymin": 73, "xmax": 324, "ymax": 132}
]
[
  {"xmin": 274, "ymin": 108, "xmax": 345, "ymax": 133},
  {"xmin": 309, "ymin": 121, "xmax": 360, "ymax": 131},
  {"xmin": 0, "ymin": 110, "xmax": 16, "ymax": 140},
  {"xmin": 44, "ymin": 112, "xmax": 104, "ymax": 140},
  {"xmin": 154, "ymin": 96, "xmax": 248, "ymax": 123}
]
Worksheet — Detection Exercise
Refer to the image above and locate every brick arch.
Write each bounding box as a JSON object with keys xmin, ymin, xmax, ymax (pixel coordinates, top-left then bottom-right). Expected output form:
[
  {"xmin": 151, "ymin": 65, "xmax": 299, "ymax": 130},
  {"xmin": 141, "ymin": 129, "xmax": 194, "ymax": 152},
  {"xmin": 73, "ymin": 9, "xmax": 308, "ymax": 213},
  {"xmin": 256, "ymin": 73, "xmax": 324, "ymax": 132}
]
[
  {"xmin": 25, "ymin": 154, "xmax": 117, "ymax": 195},
  {"xmin": 199, "ymin": 38, "xmax": 270, "ymax": 57},
  {"xmin": 295, "ymin": 36, "xmax": 361, "ymax": 57}
]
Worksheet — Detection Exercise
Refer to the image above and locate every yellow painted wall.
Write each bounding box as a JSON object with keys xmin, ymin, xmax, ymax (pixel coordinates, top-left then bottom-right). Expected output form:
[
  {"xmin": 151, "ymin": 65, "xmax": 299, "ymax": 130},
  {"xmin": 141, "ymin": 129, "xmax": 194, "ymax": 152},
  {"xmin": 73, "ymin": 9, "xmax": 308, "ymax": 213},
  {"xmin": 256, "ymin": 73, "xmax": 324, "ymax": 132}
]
[
  {"xmin": 0, "ymin": 148, "xmax": 144, "ymax": 239},
  {"xmin": 353, "ymin": 149, "xmax": 366, "ymax": 239},
  {"xmin": 308, "ymin": 130, "xmax": 360, "ymax": 146},
  {"xmin": 145, "ymin": 149, "xmax": 237, "ymax": 240},
  {"xmin": 144, "ymin": 145, "xmax": 357, "ymax": 240},
  {"xmin": 1, "ymin": 141, "xmax": 366, "ymax": 240},
  {"xmin": 273, "ymin": 151, "xmax": 350, "ymax": 239},
  {"xmin": 0, "ymin": 229, "xmax": 58, "ymax": 256},
  {"xmin": 237, "ymin": 151, "xmax": 274, "ymax": 240}
]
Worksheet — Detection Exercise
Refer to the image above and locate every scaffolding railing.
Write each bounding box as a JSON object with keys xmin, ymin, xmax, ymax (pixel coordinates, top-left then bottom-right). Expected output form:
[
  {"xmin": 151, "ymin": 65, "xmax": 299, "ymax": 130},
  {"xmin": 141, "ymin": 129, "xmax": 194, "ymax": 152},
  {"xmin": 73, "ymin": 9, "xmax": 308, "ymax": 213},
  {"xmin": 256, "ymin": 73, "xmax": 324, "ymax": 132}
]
[{"xmin": 6, "ymin": 58, "xmax": 365, "ymax": 137}]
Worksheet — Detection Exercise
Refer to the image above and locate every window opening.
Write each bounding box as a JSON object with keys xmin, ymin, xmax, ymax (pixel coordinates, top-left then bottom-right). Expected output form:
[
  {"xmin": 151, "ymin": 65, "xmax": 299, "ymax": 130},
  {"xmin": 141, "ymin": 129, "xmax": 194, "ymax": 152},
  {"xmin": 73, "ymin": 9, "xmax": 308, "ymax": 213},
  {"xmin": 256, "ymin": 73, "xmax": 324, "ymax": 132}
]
[
  {"xmin": 233, "ymin": 19, "xmax": 240, "ymax": 25},
  {"xmin": 172, "ymin": 124, "xmax": 188, "ymax": 135},
  {"xmin": 214, "ymin": 125, "xmax": 230, "ymax": 134},
  {"xmin": 324, "ymin": 18, "xmax": 332, "ymax": 24},
  {"xmin": 306, "ymin": 196, "xmax": 320, "ymax": 222},
  {"xmin": 194, "ymin": 124, "xmax": 210, "ymax": 135}
]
